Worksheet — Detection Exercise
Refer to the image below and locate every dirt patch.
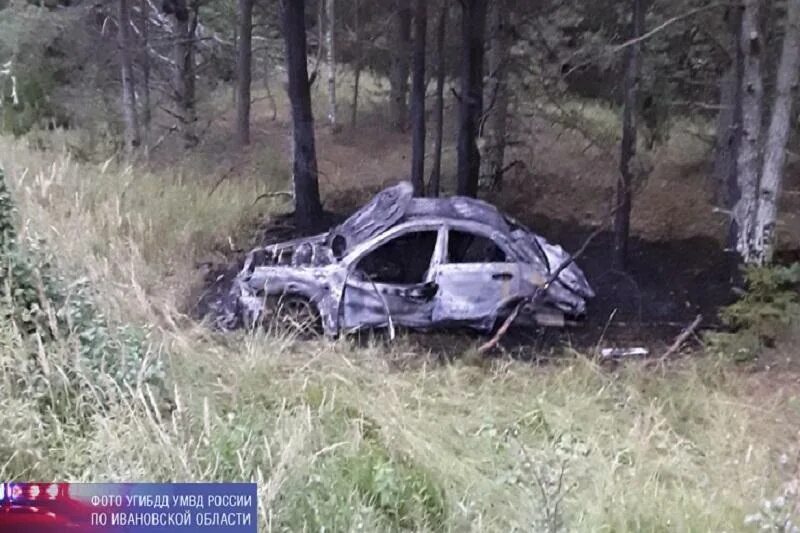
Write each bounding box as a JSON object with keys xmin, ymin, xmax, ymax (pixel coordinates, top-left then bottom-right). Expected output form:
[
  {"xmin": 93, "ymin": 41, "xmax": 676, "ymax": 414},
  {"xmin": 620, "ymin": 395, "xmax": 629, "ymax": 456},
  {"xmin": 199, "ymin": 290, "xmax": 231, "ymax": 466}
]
[{"xmin": 524, "ymin": 216, "xmax": 737, "ymax": 352}]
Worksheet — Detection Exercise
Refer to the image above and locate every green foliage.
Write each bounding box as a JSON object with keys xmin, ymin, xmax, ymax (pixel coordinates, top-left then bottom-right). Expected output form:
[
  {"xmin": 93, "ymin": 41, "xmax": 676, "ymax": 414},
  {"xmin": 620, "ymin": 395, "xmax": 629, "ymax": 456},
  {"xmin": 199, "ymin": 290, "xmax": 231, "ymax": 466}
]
[
  {"xmin": 1, "ymin": 69, "xmax": 59, "ymax": 136},
  {"xmin": 0, "ymin": 167, "xmax": 165, "ymax": 420},
  {"xmin": 272, "ymin": 390, "xmax": 447, "ymax": 530},
  {"xmin": 0, "ymin": 166, "xmax": 15, "ymax": 247},
  {"xmin": 345, "ymin": 444, "xmax": 446, "ymax": 530},
  {"xmin": 282, "ymin": 440, "xmax": 447, "ymax": 531},
  {"xmin": 0, "ymin": 1, "xmax": 100, "ymax": 136},
  {"xmin": 707, "ymin": 264, "xmax": 800, "ymax": 361}
]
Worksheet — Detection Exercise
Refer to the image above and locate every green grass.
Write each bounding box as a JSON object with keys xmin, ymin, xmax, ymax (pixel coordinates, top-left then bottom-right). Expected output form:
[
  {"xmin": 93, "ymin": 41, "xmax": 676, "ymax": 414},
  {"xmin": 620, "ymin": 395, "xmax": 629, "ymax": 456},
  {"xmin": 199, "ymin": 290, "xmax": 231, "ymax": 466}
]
[{"xmin": 1, "ymin": 133, "xmax": 799, "ymax": 531}]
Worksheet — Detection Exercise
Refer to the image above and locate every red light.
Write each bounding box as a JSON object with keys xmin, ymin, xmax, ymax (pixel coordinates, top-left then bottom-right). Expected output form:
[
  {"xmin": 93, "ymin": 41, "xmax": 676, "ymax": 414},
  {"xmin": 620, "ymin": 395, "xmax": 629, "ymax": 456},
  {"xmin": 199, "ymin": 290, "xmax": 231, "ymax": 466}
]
[
  {"xmin": 10, "ymin": 485, "xmax": 22, "ymax": 499},
  {"xmin": 29, "ymin": 485, "xmax": 40, "ymax": 499},
  {"xmin": 46, "ymin": 484, "xmax": 59, "ymax": 499}
]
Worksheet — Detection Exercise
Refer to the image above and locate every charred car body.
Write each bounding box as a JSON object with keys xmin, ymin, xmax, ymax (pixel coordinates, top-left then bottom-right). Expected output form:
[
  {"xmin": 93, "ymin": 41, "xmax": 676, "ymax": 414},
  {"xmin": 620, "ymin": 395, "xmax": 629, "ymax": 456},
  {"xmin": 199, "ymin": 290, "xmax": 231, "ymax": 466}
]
[{"xmin": 219, "ymin": 182, "xmax": 594, "ymax": 336}]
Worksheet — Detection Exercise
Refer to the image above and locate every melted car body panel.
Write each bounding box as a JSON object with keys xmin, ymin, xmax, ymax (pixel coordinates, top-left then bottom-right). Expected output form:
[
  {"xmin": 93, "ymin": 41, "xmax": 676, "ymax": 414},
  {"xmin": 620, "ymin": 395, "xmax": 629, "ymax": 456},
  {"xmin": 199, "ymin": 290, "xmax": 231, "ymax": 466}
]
[
  {"xmin": 220, "ymin": 182, "xmax": 595, "ymax": 336},
  {"xmin": 431, "ymin": 262, "xmax": 521, "ymax": 329},
  {"xmin": 340, "ymin": 224, "xmax": 445, "ymax": 331}
]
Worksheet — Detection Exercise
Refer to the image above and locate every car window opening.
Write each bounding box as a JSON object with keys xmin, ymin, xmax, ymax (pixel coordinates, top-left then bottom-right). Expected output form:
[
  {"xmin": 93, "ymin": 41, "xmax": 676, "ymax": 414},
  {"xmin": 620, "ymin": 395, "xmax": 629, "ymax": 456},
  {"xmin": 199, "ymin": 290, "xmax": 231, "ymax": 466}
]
[
  {"xmin": 448, "ymin": 230, "xmax": 508, "ymax": 263},
  {"xmin": 357, "ymin": 231, "xmax": 438, "ymax": 284}
]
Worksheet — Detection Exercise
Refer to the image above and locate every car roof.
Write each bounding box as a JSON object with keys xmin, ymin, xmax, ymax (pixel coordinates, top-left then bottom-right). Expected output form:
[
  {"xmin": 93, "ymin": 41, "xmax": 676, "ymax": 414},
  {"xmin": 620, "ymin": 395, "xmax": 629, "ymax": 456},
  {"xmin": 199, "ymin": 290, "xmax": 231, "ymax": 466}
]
[
  {"xmin": 326, "ymin": 182, "xmax": 515, "ymax": 257},
  {"xmin": 400, "ymin": 197, "xmax": 512, "ymax": 231}
]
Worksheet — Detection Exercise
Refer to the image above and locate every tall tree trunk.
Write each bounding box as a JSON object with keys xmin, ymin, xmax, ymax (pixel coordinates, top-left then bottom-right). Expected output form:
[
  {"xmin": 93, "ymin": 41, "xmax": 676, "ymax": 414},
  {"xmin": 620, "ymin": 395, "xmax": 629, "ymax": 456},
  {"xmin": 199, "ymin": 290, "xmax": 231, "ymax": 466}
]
[
  {"xmin": 713, "ymin": 7, "xmax": 746, "ymax": 209},
  {"xmin": 733, "ymin": 0, "xmax": 764, "ymax": 263},
  {"xmin": 235, "ymin": 0, "xmax": 253, "ymax": 146},
  {"xmin": 479, "ymin": 0, "xmax": 511, "ymax": 191},
  {"xmin": 712, "ymin": 67, "xmax": 740, "ymax": 206},
  {"xmin": 713, "ymin": 6, "xmax": 745, "ymax": 254},
  {"xmin": 261, "ymin": 44, "xmax": 278, "ymax": 121},
  {"xmin": 283, "ymin": 0, "xmax": 323, "ymax": 232},
  {"xmin": 612, "ymin": 0, "xmax": 646, "ymax": 270},
  {"xmin": 428, "ymin": 1, "xmax": 447, "ymax": 198},
  {"xmin": 389, "ymin": 1, "xmax": 411, "ymax": 131},
  {"xmin": 352, "ymin": 67, "xmax": 361, "ymax": 128},
  {"xmin": 455, "ymin": 0, "xmax": 487, "ymax": 198},
  {"xmin": 315, "ymin": 0, "xmax": 324, "ymax": 86},
  {"xmin": 326, "ymin": 0, "xmax": 338, "ymax": 132},
  {"xmin": 118, "ymin": 0, "xmax": 140, "ymax": 154},
  {"xmin": 139, "ymin": 0, "xmax": 151, "ymax": 148},
  {"xmin": 351, "ymin": 0, "xmax": 361, "ymax": 128},
  {"xmin": 232, "ymin": 24, "xmax": 238, "ymax": 107},
  {"xmin": 409, "ymin": 0, "xmax": 427, "ymax": 196},
  {"xmin": 753, "ymin": 0, "xmax": 800, "ymax": 264},
  {"xmin": 171, "ymin": 0, "xmax": 198, "ymax": 148}
]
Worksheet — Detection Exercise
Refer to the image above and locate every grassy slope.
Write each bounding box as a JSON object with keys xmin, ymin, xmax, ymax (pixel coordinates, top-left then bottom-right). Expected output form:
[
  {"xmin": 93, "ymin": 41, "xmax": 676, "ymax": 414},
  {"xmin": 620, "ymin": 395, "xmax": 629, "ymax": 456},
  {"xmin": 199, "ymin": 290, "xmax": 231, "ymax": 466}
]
[{"xmin": 1, "ymin": 131, "xmax": 800, "ymax": 532}]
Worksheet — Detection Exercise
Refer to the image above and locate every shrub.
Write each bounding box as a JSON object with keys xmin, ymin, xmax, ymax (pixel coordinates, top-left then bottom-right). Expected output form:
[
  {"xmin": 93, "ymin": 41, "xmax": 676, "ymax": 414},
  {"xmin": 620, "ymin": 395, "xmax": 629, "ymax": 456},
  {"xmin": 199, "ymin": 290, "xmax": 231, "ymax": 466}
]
[
  {"xmin": 280, "ymin": 440, "xmax": 447, "ymax": 531},
  {"xmin": 0, "ymin": 167, "xmax": 166, "ymax": 422},
  {"xmin": 346, "ymin": 444, "xmax": 447, "ymax": 530},
  {"xmin": 707, "ymin": 264, "xmax": 800, "ymax": 362}
]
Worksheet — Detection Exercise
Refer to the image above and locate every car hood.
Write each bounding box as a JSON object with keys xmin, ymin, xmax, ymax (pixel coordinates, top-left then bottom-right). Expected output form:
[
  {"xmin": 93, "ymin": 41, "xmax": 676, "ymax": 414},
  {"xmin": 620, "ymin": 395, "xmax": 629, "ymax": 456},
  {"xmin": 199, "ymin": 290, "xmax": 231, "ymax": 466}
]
[
  {"xmin": 240, "ymin": 233, "xmax": 334, "ymax": 271},
  {"xmin": 511, "ymin": 229, "xmax": 595, "ymax": 300}
]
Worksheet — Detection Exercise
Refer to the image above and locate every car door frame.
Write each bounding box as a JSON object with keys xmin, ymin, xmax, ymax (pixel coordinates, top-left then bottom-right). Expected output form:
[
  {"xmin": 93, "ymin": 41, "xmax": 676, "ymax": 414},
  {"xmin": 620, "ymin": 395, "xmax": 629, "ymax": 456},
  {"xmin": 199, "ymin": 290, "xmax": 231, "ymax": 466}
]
[
  {"xmin": 338, "ymin": 220, "xmax": 447, "ymax": 330},
  {"xmin": 429, "ymin": 221, "xmax": 523, "ymax": 328}
]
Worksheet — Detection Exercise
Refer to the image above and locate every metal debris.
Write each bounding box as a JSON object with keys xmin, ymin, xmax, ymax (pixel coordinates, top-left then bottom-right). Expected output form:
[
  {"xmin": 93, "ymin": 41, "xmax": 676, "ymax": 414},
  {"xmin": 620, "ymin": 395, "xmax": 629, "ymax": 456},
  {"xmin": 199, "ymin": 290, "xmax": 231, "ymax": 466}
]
[{"xmin": 600, "ymin": 347, "xmax": 650, "ymax": 359}]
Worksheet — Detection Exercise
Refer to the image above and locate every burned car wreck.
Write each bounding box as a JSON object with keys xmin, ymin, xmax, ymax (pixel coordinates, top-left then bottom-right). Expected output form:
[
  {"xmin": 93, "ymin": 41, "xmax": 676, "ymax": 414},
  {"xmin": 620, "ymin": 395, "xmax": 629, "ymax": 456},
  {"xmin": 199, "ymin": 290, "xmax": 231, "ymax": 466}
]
[{"xmin": 218, "ymin": 181, "xmax": 594, "ymax": 336}]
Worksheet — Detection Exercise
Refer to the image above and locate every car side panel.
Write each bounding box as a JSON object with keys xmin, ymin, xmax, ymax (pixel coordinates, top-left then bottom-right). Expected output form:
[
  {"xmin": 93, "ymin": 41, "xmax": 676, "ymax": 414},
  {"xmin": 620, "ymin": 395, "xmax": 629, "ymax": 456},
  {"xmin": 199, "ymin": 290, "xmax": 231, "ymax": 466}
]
[
  {"xmin": 341, "ymin": 226, "xmax": 447, "ymax": 331},
  {"xmin": 341, "ymin": 279, "xmax": 437, "ymax": 330},
  {"xmin": 430, "ymin": 262, "xmax": 522, "ymax": 327}
]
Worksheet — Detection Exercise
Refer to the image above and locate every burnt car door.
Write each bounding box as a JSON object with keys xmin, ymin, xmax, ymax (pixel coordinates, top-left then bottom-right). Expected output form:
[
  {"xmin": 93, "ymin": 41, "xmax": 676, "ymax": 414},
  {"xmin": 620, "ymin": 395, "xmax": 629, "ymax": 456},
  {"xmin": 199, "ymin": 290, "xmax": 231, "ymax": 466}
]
[
  {"xmin": 430, "ymin": 224, "xmax": 522, "ymax": 329},
  {"xmin": 341, "ymin": 224, "xmax": 446, "ymax": 331}
]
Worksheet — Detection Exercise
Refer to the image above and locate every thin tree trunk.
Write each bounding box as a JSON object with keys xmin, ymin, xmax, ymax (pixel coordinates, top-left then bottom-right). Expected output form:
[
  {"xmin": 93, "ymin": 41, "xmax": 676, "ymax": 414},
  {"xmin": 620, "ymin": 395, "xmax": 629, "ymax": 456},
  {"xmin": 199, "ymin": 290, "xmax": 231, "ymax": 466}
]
[
  {"xmin": 139, "ymin": 0, "xmax": 151, "ymax": 148},
  {"xmin": 712, "ymin": 67, "xmax": 739, "ymax": 206},
  {"xmin": 118, "ymin": 0, "xmax": 140, "ymax": 154},
  {"xmin": 171, "ymin": 0, "xmax": 198, "ymax": 148},
  {"xmin": 612, "ymin": 0, "xmax": 646, "ymax": 270},
  {"xmin": 733, "ymin": 0, "xmax": 764, "ymax": 263},
  {"xmin": 350, "ymin": 0, "xmax": 361, "ymax": 128},
  {"xmin": 410, "ymin": 0, "xmax": 427, "ymax": 196},
  {"xmin": 351, "ymin": 68, "xmax": 361, "ymax": 127},
  {"xmin": 715, "ymin": 6, "xmax": 745, "ymax": 254},
  {"xmin": 232, "ymin": 24, "xmax": 238, "ymax": 107},
  {"xmin": 389, "ymin": 1, "xmax": 411, "ymax": 131},
  {"xmin": 480, "ymin": 0, "xmax": 511, "ymax": 191},
  {"xmin": 455, "ymin": 0, "xmax": 487, "ymax": 198},
  {"xmin": 753, "ymin": 0, "xmax": 800, "ymax": 264},
  {"xmin": 283, "ymin": 0, "xmax": 323, "ymax": 232},
  {"xmin": 261, "ymin": 46, "xmax": 278, "ymax": 121},
  {"xmin": 326, "ymin": 0, "xmax": 338, "ymax": 132},
  {"xmin": 236, "ymin": 0, "xmax": 253, "ymax": 146},
  {"xmin": 428, "ymin": 1, "xmax": 447, "ymax": 198},
  {"xmin": 310, "ymin": 0, "xmax": 323, "ymax": 86}
]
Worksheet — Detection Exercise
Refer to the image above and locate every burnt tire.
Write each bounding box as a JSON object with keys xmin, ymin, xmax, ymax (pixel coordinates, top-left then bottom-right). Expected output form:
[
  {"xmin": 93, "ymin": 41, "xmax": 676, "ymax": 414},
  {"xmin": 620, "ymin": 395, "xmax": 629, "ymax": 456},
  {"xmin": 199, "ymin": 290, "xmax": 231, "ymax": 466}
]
[{"xmin": 268, "ymin": 294, "xmax": 323, "ymax": 339}]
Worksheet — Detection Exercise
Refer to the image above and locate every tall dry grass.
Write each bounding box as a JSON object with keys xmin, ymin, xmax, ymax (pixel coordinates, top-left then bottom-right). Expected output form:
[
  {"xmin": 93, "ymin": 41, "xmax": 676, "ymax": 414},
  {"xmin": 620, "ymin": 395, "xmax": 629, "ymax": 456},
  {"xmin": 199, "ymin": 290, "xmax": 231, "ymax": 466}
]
[{"xmin": 1, "ymin": 133, "xmax": 799, "ymax": 531}]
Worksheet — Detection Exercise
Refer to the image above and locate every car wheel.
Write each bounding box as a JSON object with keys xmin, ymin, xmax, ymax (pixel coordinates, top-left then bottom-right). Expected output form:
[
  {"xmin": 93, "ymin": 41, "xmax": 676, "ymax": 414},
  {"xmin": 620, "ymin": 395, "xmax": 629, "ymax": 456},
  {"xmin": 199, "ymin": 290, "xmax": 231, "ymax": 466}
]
[{"xmin": 269, "ymin": 294, "xmax": 323, "ymax": 339}]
